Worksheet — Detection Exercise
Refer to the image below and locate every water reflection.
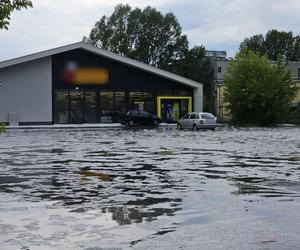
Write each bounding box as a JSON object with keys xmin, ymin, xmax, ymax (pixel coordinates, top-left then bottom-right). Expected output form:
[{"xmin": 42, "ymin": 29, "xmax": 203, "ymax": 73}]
[
  {"xmin": 231, "ymin": 177, "xmax": 300, "ymax": 197},
  {"xmin": 101, "ymin": 206, "xmax": 181, "ymax": 225}
]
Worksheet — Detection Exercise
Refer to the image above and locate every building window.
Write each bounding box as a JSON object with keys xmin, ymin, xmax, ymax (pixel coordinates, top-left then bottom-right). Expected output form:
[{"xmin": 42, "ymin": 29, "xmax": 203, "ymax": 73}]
[
  {"xmin": 180, "ymin": 99, "xmax": 189, "ymax": 117},
  {"xmin": 114, "ymin": 91, "xmax": 126, "ymax": 122},
  {"xmin": 85, "ymin": 91, "xmax": 97, "ymax": 123},
  {"xmin": 69, "ymin": 90, "xmax": 84, "ymax": 124},
  {"xmin": 218, "ymin": 67, "xmax": 222, "ymax": 73},
  {"xmin": 129, "ymin": 91, "xmax": 143, "ymax": 110},
  {"xmin": 143, "ymin": 92, "xmax": 154, "ymax": 113},
  {"xmin": 158, "ymin": 90, "xmax": 190, "ymax": 96},
  {"xmin": 100, "ymin": 91, "xmax": 114, "ymax": 123},
  {"xmin": 54, "ymin": 90, "xmax": 69, "ymax": 124}
]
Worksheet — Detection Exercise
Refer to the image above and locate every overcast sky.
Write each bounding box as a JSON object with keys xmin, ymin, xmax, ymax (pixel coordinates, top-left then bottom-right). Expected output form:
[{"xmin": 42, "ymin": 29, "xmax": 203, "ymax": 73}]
[{"xmin": 1, "ymin": 0, "xmax": 300, "ymax": 61}]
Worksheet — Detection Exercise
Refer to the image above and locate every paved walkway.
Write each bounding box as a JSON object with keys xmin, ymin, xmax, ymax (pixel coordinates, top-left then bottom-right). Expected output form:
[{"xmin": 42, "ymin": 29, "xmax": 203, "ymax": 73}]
[{"xmin": 5, "ymin": 123, "xmax": 177, "ymax": 130}]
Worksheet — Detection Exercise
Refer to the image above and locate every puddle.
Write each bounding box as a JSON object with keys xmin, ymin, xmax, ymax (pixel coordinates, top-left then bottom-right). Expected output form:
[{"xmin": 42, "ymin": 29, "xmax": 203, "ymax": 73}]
[{"xmin": 0, "ymin": 127, "xmax": 300, "ymax": 249}]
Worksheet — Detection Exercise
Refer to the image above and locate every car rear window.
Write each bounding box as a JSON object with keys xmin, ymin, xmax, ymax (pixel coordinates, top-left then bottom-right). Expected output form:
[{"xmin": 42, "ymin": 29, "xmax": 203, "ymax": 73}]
[
  {"xmin": 129, "ymin": 110, "xmax": 139, "ymax": 115},
  {"xmin": 202, "ymin": 113, "xmax": 215, "ymax": 119},
  {"xmin": 139, "ymin": 111, "xmax": 149, "ymax": 117}
]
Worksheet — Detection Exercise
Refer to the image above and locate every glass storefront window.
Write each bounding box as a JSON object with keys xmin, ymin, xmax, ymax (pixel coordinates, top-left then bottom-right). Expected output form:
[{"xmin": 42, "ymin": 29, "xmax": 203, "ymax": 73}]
[
  {"xmin": 85, "ymin": 91, "xmax": 97, "ymax": 123},
  {"xmin": 158, "ymin": 90, "xmax": 190, "ymax": 96},
  {"xmin": 128, "ymin": 91, "xmax": 154, "ymax": 112},
  {"xmin": 129, "ymin": 92, "xmax": 143, "ymax": 110},
  {"xmin": 54, "ymin": 91, "xmax": 69, "ymax": 124},
  {"xmin": 143, "ymin": 92, "xmax": 154, "ymax": 113},
  {"xmin": 114, "ymin": 91, "xmax": 125, "ymax": 122},
  {"xmin": 53, "ymin": 88, "xmax": 190, "ymax": 124},
  {"xmin": 180, "ymin": 99, "xmax": 189, "ymax": 118},
  {"xmin": 100, "ymin": 91, "xmax": 113, "ymax": 123},
  {"xmin": 70, "ymin": 90, "xmax": 84, "ymax": 124}
]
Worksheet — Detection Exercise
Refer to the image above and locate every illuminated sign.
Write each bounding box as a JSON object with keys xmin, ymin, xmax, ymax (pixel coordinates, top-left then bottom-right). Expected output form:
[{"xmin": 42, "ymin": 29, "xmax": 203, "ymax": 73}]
[{"xmin": 62, "ymin": 61, "xmax": 109, "ymax": 85}]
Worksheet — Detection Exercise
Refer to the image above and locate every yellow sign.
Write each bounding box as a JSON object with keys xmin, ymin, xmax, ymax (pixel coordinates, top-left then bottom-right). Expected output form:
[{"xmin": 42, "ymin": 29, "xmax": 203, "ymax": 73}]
[{"xmin": 72, "ymin": 68, "xmax": 109, "ymax": 85}]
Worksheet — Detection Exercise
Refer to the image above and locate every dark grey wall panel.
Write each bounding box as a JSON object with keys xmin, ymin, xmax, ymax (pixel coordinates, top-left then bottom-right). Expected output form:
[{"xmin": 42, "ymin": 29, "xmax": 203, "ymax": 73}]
[{"xmin": 52, "ymin": 49, "xmax": 193, "ymax": 92}]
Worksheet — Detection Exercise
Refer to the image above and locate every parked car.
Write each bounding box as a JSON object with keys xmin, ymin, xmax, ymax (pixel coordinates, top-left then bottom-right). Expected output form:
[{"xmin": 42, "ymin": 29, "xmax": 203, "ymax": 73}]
[
  {"xmin": 177, "ymin": 112, "xmax": 217, "ymax": 130},
  {"xmin": 121, "ymin": 110, "xmax": 161, "ymax": 126}
]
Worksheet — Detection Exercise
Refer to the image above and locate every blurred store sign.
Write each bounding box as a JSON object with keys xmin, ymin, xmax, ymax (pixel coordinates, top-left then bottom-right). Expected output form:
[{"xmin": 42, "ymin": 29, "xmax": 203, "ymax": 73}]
[{"xmin": 62, "ymin": 61, "xmax": 109, "ymax": 85}]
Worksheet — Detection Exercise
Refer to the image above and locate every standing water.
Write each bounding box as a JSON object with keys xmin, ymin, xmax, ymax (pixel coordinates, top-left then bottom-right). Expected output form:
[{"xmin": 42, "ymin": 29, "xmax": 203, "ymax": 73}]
[{"xmin": 0, "ymin": 127, "xmax": 300, "ymax": 250}]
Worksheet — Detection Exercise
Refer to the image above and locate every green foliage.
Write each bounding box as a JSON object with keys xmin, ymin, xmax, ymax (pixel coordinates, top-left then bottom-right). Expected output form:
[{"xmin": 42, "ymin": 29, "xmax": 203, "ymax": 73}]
[
  {"xmin": 84, "ymin": 4, "xmax": 189, "ymax": 68},
  {"xmin": 224, "ymin": 50, "xmax": 297, "ymax": 125},
  {"xmin": 84, "ymin": 4, "xmax": 214, "ymax": 111},
  {"xmin": 0, "ymin": 122, "xmax": 5, "ymax": 133},
  {"xmin": 287, "ymin": 103, "xmax": 300, "ymax": 125},
  {"xmin": 165, "ymin": 46, "xmax": 214, "ymax": 111},
  {"xmin": 166, "ymin": 46, "xmax": 212, "ymax": 84},
  {"xmin": 0, "ymin": 0, "xmax": 33, "ymax": 29},
  {"xmin": 240, "ymin": 29, "xmax": 300, "ymax": 61},
  {"xmin": 295, "ymin": 103, "xmax": 300, "ymax": 124}
]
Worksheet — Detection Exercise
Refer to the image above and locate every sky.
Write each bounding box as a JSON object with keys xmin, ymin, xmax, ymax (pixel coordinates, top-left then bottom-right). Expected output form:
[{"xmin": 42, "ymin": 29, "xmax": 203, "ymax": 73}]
[{"xmin": 1, "ymin": 0, "xmax": 300, "ymax": 62}]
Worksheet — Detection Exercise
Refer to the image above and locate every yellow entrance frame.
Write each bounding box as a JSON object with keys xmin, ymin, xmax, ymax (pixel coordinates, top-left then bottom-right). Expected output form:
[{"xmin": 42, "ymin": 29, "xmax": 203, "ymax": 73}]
[{"xmin": 157, "ymin": 96, "xmax": 192, "ymax": 118}]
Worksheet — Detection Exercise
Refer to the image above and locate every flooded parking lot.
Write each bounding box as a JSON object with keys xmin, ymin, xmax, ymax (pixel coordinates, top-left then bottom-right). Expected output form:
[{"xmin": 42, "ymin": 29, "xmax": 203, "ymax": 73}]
[{"xmin": 0, "ymin": 127, "xmax": 300, "ymax": 250}]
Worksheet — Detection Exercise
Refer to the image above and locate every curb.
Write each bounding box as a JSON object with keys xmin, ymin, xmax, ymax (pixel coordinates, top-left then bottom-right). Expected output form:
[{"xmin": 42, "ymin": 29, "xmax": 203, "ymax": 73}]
[{"xmin": 5, "ymin": 123, "xmax": 177, "ymax": 130}]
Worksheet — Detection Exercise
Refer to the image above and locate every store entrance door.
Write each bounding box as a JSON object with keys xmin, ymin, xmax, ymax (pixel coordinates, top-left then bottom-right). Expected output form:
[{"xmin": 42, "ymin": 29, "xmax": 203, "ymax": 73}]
[
  {"xmin": 160, "ymin": 100, "xmax": 180, "ymax": 123},
  {"xmin": 157, "ymin": 96, "xmax": 192, "ymax": 123}
]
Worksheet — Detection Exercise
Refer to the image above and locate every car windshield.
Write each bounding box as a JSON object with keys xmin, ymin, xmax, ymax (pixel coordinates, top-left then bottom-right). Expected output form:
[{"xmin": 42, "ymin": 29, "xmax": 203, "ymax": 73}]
[{"xmin": 182, "ymin": 114, "xmax": 190, "ymax": 119}]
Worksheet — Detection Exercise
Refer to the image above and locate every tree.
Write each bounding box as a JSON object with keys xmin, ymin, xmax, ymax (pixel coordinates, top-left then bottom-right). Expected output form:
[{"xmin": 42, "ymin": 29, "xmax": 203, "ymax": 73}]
[
  {"xmin": 0, "ymin": 0, "xmax": 33, "ymax": 29},
  {"xmin": 165, "ymin": 46, "xmax": 214, "ymax": 111},
  {"xmin": 224, "ymin": 50, "xmax": 296, "ymax": 125},
  {"xmin": 83, "ymin": 4, "xmax": 189, "ymax": 68},
  {"xmin": 0, "ymin": 122, "xmax": 5, "ymax": 133},
  {"xmin": 240, "ymin": 29, "xmax": 300, "ymax": 61},
  {"xmin": 84, "ymin": 4, "xmax": 214, "ymax": 111}
]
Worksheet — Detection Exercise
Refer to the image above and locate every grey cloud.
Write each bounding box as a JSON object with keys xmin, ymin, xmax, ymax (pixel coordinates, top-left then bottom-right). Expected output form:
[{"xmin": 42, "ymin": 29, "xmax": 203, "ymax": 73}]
[{"xmin": 0, "ymin": 0, "xmax": 300, "ymax": 61}]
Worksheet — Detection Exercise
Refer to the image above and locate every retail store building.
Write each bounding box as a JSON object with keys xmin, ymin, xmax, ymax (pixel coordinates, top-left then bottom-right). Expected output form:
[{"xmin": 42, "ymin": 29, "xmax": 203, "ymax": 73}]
[{"xmin": 0, "ymin": 42, "xmax": 203, "ymax": 125}]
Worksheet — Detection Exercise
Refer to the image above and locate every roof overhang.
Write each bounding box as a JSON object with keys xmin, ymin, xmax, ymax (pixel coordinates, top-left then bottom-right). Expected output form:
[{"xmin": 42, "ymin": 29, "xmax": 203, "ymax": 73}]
[{"xmin": 0, "ymin": 42, "xmax": 202, "ymax": 89}]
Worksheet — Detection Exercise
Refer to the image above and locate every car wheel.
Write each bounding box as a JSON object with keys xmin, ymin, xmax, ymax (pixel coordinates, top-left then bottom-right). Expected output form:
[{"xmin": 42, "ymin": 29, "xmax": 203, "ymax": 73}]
[
  {"xmin": 177, "ymin": 123, "xmax": 183, "ymax": 130},
  {"xmin": 128, "ymin": 120, "xmax": 135, "ymax": 126},
  {"xmin": 153, "ymin": 119, "xmax": 159, "ymax": 126},
  {"xmin": 193, "ymin": 124, "xmax": 198, "ymax": 131}
]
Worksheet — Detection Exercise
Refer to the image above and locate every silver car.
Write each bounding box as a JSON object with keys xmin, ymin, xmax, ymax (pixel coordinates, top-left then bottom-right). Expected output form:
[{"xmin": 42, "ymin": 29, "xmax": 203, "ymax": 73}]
[{"xmin": 177, "ymin": 112, "xmax": 217, "ymax": 130}]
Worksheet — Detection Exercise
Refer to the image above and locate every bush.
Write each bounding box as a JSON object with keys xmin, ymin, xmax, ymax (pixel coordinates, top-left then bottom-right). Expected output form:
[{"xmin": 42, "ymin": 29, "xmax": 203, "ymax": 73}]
[
  {"xmin": 287, "ymin": 103, "xmax": 300, "ymax": 125},
  {"xmin": 224, "ymin": 50, "xmax": 297, "ymax": 125},
  {"xmin": 296, "ymin": 104, "xmax": 300, "ymax": 124},
  {"xmin": 292, "ymin": 102, "xmax": 300, "ymax": 125},
  {"xmin": 0, "ymin": 122, "xmax": 5, "ymax": 133}
]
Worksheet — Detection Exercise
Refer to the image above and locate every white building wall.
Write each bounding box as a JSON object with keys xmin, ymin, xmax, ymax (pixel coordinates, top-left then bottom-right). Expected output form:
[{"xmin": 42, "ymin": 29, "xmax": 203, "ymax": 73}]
[
  {"xmin": 193, "ymin": 85, "xmax": 203, "ymax": 112},
  {"xmin": 286, "ymin": 62, "xmax": 300, "ymax": 79},
  {"xmin": 0, "ymin": 57, "xmax": 52, "ymax": 124},
  {"xmin": 216, "ymin": 60, "xmax": 230, "ymax": 81}
]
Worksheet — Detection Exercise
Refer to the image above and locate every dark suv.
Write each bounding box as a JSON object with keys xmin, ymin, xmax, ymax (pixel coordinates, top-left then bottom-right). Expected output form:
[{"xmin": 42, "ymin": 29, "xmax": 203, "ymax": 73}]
[{"xmin": 121, "ymin": 110, "xmax": 161, "ymax": 126}]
